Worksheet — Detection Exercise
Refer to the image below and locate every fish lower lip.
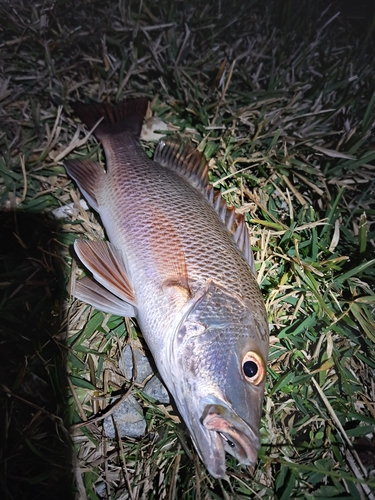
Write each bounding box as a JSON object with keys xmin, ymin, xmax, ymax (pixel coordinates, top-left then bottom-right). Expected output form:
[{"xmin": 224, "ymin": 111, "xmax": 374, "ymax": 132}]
[{"xmin": 201, "ymin": 404, "xmax": 259, "ymax": 465}]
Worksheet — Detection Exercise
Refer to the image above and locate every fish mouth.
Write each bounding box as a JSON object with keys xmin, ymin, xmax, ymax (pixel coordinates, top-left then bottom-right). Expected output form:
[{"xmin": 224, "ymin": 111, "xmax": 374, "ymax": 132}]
[
  {"xmin": 190, "ymin": 401, "xmax": 260, "ymax": 478},
  {"xmin": 202, "ymin": 404, "xmax": 259, "ymax": 465}
]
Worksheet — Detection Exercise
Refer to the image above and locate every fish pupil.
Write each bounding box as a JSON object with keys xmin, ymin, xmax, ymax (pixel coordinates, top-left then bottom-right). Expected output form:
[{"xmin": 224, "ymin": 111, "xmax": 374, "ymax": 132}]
[{"xmin": 243, "ymin": 360, "xmax": 258, "ymax": 378}]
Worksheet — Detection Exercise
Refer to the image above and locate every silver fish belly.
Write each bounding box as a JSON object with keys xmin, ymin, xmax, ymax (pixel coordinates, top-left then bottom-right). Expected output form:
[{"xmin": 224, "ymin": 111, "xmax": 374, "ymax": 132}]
[{"xmin": 64, "ymin": 98, "xmax": 269, "ymax": 478}]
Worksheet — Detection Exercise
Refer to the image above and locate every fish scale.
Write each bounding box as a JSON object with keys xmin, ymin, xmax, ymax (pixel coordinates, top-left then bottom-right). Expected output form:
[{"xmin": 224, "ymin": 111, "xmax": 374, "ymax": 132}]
[
  {"xmin": 100, "ymin": 142, "xmax": 258, "ymax": 319},
  {"xmin": 65, "ymin": 97, "xmax": 269, "ymax": 478},
  {"xmin": 106, "ymin": 165, "xmax": 256, "ymax": 297}
]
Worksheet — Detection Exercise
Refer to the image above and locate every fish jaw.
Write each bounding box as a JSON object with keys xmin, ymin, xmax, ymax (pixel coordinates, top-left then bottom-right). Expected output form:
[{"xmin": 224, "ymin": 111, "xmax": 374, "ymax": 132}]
[
  {"xmin": 201, "ymin": 401, "xmax": 260, "ymax": 466},
  {"xmin": 178, "ymin": 395, "xmax": 262, "ymax": 478}
]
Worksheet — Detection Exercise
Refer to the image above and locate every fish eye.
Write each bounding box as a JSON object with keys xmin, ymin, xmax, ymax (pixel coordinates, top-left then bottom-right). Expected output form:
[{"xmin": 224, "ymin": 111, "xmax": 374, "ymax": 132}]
[
  {"xmin": 242, "ymin": 352, "xmax": 265, "ymax": 385},
  {"xmin": 243, "ymin": 360, "xmax": 257, "ymax": 377}
]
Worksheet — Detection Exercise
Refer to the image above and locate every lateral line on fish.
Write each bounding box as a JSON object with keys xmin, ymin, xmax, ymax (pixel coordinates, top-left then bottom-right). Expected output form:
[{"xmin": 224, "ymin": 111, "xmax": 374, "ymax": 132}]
[
  {"xmin": 66, "ymin": 100, "xmax": 255, "ymax": 274},
  {"xmin": 154, "ymin": 137, "xmax": 255, "ymax": 273}
]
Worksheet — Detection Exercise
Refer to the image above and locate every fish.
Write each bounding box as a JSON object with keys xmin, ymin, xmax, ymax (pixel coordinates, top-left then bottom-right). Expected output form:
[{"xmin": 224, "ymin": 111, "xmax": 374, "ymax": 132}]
[{"xmin": 64, "ymin": 98, "xmax": 269, "ymax": 478}]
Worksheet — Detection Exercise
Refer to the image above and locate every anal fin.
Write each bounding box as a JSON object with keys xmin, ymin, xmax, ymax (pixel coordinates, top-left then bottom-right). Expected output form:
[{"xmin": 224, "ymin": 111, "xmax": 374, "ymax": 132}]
[
  {"xmin": 64, "ymin": 159, "xmax": 104, "ymax": 211},
  {"xmin": 74, "ymin": 239, "xmax": 136, "ymax": 307},
  {"xmin": 74, "ymin": 277, "xmax": 137, "ymax": 317}
]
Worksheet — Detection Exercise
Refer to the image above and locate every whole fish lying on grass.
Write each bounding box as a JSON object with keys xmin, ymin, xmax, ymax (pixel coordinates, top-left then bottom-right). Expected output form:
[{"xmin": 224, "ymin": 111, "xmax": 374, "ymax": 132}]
[{"xmin": 65, "ymin": 98, "xmax": 269, "ymax": 478}]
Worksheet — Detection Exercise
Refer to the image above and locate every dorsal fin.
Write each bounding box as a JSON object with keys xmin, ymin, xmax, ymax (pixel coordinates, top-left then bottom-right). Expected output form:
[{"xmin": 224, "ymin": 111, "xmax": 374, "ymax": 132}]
[
  {"xmin": 70, "ymin": 98, "xmax": 149, "ymax": 140},
  {"xmin": 210, "ymin": 187, "xmax": 255, "ymax": 273},
  {"xmin": 154, "ymin": 137, "xmax": 256, "ymax": 274},
  {"xmin": 154, "ymin": 137, "xmax": 209, "ymax": 192}
]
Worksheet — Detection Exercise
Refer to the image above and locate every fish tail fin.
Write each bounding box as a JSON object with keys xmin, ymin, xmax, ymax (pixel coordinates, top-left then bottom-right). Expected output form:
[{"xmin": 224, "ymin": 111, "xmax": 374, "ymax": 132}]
[{"xmin": 70, "ymin": 98, "xmax": 149, "ymax": 140}]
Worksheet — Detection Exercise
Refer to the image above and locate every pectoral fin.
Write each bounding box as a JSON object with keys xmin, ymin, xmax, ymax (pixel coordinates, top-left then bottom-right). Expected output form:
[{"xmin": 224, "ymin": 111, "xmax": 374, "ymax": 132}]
[
  {"xmin": 148, "ymin": 207, "xmax": 191, "ymax": 309},
  {"xmin": 74, "ymin": 277, "xmax": 137, "ymax": 317},
  {"xmin": 74, "ymin": 239, "xmax": 136, "ymax": 307}
]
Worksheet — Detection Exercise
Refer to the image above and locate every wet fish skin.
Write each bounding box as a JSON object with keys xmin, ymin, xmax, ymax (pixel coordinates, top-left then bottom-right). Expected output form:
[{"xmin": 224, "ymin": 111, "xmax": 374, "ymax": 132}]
[{"xmin": 64, "ymin": 98, "xmax": 269, "ymax": 478}]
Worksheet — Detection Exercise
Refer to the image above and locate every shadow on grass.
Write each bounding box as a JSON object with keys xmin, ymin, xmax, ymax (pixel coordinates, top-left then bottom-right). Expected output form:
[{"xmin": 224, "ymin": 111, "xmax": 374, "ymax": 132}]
[{"xmin": 0, "ymin": 210, "xmax": 73, "ymax": 500}]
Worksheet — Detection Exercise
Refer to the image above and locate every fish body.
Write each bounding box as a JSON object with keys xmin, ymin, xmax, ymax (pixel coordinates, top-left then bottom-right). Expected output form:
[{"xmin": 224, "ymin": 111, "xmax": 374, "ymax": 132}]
[{"xmin": 65, "ymin": 98, "xmax": 269, "ymax": 478}]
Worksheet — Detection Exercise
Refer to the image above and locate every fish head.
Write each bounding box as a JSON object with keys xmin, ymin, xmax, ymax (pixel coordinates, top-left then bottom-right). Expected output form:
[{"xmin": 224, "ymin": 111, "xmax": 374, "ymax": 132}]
[{"xmin": 164, "ymin": 280, "xmax": 269, "ymax": 478}]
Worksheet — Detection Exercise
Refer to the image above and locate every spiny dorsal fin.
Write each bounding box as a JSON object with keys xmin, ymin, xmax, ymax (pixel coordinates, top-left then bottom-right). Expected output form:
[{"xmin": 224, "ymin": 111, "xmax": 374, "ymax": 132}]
[
  {"xmin": 70, "ymin": 98, "xmax": 149, "ymax": 140},
  {"xmin": 154, "ymin": 137, "xmax": 209, "ymax": 192},
  {"xmin": 154, "ymin": 136, "xmax": 255, "ymax": 273},
  {"xmin": 74, "ymin": 277, "xmax": 137, "ymax": 317},
  {"xmin": 64, "ymin": 158, "xmax": 104, "ymax": 211},
  {"xmin": 209, "ymin": 187, "xmax": 255, "ymax": 274}
]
